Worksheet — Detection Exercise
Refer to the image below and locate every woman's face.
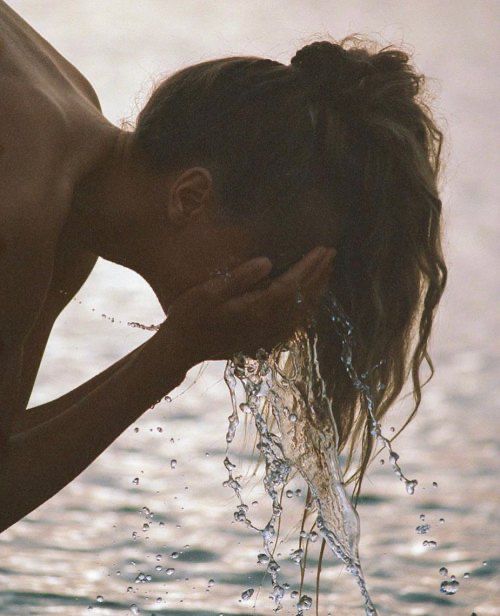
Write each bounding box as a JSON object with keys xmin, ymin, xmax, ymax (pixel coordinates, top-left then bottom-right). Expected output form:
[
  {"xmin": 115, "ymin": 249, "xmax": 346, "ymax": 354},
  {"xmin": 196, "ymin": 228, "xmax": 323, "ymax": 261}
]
[
  {"xmin": 160, "ymin": 215, "xmax": 333, "ymax": 309},
  {"xmin": 146, "ymin": 167, "xmax": 340, "ymax": 309}
]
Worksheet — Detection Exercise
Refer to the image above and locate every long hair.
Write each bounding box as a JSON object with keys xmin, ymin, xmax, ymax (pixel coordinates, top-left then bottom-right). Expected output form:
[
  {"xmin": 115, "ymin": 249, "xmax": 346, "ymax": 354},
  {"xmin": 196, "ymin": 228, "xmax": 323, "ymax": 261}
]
[{"xmin": 132, "ymin": 32, "xmax": 448, "ymax": 599}]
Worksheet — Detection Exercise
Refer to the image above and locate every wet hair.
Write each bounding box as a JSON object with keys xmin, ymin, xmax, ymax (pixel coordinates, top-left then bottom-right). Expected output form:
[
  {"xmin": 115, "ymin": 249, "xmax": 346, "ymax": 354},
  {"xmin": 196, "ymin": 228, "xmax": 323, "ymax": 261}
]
[{"xmin": 133, "ymin": 33, "xmax": 447, "ymax": 511}]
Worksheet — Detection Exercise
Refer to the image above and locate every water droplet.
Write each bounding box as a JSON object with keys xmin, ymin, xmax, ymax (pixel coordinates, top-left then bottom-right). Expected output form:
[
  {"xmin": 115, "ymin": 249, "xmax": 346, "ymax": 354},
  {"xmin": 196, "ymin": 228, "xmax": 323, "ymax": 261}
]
[
  {"xmin": 439, "ymin": 567, "xmax": 448, "ymax": 576},
  {"xmin": 405, "ymin": 479, "xmax": 418, "ymax": 494},
  {"xmin": 208, "ymin": 578, "xmax": 215, "ymax": 587},
  {"xmin": 423, "ymin": 540, "xmax": 437, "ymax": 548},
  {"xmin": 130, "ymin": 605, "xmax": 139, "ymax": 615},
  {"xmin": 166, "ymin": 568, "xmax": 175, "ymax": 575},
  {"xmin": 241, "ymin": 588, "xmax": 254, "ymax": 601},
  {"xmin": 463, "ymin": 572, "xmax": 470, "ymax": 579},
  {"xmin": 267, "ymin": 559, "xmax": 280, "ymax": 573},
  {"xmin": 170, "ymin": 459, "xmax": 177, "ymax": 469},
  {"xmin": 416, "ymin": 524, "xmax": 431, "ymax": 534},
  {"xmin": 96, "ymin": 596, "xmax": 104, "ymax": 603},
  {"xmin": 223, "ymin": 457, "xmax": 236, "ymax": 471},
  {"xmin": 286, "ymin": 489, "xmax": 294, "ymax": 498},
  {"xmin": 132, "ymin": 477, "xmax": 139, "ymax": 485},
  {"xmin": 432, "ymin": 481, "xmax": 438, "ymax": 488},
  {"xmin": 270, "ymin": 584, "xmax": 285, "ymax": 602},
  {"xmin": 133, "ymin": 427, "xmax": 139, "ymax": 433},
  {"xmin": 164, "ymin": 395, "xmax": 172, "ymax": 402},
  {"xmin": 297, "ymin": 594, "xmax": 313, "ymax": 609},
  {"xmin": 171, "ymin": 551, "xmax": 179, "ymax": 559},
  {"xmin": 482, "ymin": 560, "xmax": 488, "ymax": 566},
  {"xmin": 419, "ymin": 514, "xmax": 426, "ymax": 521},
  {"xmin": 440, "ymin": 579, "xmax": 459, "ymax": 595},
  {"xmin": 257, "ymin": 553, "xmax": 270, "ymax": 564},
  {"xmin": 439, "ymin": 518, "xmax": 445, "ymax": 524},
  {"xmin": 289, "ymin": 413, "xmax": 297, "ymax": 423},
  {"xmin": 290, "ymin": 548, "xmax": 304, "ymax": 563},
  {"xmin": 155, "ymin": 565, "xmax": 162, "ymax": 571}
]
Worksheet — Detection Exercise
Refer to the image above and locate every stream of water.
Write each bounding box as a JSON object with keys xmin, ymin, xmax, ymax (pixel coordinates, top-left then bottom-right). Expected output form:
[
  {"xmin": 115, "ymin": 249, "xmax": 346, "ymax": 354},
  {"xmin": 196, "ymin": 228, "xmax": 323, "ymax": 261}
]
[{"xmin": 221, "ymin": 292, "xmax": 427, "ymax": 615}]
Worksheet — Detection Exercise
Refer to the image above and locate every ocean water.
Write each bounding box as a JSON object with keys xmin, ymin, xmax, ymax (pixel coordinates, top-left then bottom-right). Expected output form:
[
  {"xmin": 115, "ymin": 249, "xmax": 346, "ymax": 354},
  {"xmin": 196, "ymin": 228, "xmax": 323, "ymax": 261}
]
[{"xmin": 1, "ymin": 1, "xmax": 499, "ymax": 614}]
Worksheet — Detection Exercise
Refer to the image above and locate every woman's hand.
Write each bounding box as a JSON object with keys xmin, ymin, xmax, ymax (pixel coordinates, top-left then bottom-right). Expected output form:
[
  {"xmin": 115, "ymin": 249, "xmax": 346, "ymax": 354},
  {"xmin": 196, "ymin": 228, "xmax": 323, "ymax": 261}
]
[{"xmin": 159, "ymin": 245, "xmax": 336, "ymax": 368}]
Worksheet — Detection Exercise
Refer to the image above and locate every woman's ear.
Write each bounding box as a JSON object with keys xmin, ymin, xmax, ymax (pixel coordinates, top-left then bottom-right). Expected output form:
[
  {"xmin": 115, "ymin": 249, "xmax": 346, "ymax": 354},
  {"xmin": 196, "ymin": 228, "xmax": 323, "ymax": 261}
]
[{"xmin": 167, "ymin": 167, "xmax": 214, "ymax": 226}]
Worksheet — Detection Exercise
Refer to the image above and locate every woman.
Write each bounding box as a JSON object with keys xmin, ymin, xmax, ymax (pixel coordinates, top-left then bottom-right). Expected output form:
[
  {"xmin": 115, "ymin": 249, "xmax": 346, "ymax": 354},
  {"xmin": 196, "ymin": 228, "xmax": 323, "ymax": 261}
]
[{"xmin": 0, "ymin": 0, "xmax": 446, "ymax": 534}]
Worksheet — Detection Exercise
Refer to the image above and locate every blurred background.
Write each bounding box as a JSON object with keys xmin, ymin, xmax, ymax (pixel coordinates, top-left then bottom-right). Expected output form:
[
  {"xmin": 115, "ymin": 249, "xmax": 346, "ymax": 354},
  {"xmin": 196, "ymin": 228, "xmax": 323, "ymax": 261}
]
[{"xmin": 1, "ymin": 1, "xmax": 498, "ymax": 614}]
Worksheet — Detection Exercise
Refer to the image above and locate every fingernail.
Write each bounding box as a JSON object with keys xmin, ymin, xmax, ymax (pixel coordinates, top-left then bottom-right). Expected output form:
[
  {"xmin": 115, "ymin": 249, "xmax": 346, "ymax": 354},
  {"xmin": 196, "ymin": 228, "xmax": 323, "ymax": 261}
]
[
  {"xmin": 313, "ymin": 246, "xmax": 327, "ymax": 259},
  {"xmin": 252, "ymin": 257, "xmax": 272, "ymax": 269}
]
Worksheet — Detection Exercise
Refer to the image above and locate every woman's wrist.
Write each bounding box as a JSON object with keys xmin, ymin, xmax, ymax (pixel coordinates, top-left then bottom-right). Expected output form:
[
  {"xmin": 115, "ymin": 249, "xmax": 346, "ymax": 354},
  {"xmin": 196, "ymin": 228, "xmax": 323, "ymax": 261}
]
[{"xmin": 129, "ymin": 327, "xmax": 194, "ymax": 404}]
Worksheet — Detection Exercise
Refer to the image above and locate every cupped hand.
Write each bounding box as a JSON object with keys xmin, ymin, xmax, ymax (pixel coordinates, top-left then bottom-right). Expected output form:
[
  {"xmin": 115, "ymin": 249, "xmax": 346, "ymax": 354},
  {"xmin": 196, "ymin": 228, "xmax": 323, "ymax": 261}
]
[{"xmin": 160, "ymin": 245, "xmax": 336, "ymax": 366}]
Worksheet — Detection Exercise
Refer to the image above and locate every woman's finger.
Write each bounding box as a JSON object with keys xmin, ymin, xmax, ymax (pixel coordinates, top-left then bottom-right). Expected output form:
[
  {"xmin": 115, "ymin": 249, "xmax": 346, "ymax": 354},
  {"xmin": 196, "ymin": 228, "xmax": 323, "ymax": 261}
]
[
  {"xmin": 300, "ymin": 249, "xmax": 336, "ymax": 303},
  {"xmin": 221, "ymin": 247, "xmax": 332, "ymax": 317},
  {"xmin": 197, "ymin": 256, "xmax": 273, "ymax": 305},
  {"xmin": 270, "ymin": 246, "xmax": 328, "ymax": 291}
]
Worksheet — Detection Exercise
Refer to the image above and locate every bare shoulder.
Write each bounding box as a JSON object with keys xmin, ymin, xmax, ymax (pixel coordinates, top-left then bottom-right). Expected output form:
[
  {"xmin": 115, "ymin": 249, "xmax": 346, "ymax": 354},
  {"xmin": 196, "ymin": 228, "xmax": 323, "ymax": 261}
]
[
  {"xmin": 0, "ymin": 77, "xmax": 71, "ymax": 338},
  {"xmin": 0, "ymin": 77, "xmax": 69, "ymax": 206},
  {"xmin": 0, "ymin": 75, "xmax": 79, "ymax": 346},
  {"xmin": 0, "ymin": 0, "xmax": 102, "ymax": 114},
  {"xmin": 0, "ymin": 2, "xmax": 104, "ymax": 437}
]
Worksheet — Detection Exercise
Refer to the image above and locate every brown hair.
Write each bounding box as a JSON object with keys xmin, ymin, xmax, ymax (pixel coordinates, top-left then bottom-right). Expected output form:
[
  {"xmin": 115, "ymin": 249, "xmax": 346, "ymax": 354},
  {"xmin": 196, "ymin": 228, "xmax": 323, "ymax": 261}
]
[{"xmin": 133, "ymin": 32, "xmax": 447, "ymax": 602}]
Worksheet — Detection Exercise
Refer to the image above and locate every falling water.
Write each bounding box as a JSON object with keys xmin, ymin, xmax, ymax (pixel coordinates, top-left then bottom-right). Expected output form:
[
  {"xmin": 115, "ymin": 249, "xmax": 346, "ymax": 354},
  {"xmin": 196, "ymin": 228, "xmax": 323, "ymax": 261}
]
[
  {"xmin": 324, "ymin": 293, "xmax": 418, "ymax": 496},
  {"xmin": 223, "ymin": 292, "xmax": 418, "ymax": 615}
]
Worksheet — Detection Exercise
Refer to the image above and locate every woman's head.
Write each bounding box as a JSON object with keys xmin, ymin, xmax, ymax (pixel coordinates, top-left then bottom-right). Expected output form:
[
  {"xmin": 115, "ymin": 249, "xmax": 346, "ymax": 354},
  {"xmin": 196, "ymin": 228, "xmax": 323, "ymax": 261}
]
[{"xmin": 132, "ymin": 34, "xmax": 447, "ymax": 496}]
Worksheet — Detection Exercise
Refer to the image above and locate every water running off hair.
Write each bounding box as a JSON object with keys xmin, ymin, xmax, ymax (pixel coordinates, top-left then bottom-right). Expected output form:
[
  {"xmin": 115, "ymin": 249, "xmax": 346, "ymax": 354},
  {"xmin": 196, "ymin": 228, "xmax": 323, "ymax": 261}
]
[{"xmin": 223, "ymin": 291, "xmax": 418, "ymax": 615}]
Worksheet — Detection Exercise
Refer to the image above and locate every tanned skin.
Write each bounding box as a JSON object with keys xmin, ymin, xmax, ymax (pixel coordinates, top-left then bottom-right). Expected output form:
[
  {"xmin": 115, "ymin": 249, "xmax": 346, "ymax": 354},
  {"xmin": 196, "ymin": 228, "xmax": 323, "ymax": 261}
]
[{"xmin": 0, "ymin": 1, "xmax": 335, "ymax": 532}]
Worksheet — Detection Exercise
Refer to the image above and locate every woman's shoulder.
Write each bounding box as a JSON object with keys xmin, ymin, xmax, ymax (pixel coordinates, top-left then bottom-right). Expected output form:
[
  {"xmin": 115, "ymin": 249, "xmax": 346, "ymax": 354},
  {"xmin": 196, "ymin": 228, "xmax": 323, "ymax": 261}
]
[{"xmin": 1, "ymin": 0, "xmax": 101, "ymax": 109}]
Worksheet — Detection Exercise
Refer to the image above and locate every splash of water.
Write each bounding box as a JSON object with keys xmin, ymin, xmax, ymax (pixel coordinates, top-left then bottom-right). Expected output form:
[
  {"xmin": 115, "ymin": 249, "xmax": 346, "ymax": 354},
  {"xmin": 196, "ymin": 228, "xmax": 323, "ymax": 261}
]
[
  {"xmin": 324, "ymin": 293, "xmax": 418, "ymax": 495},
  {"xmin": 223, "ymin": 293, "xmax": 418, "ymax": 614}
]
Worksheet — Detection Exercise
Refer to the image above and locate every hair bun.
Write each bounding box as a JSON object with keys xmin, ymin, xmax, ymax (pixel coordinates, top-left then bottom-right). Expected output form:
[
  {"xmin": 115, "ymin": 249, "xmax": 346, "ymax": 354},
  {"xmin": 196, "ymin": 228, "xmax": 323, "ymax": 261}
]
[
  {"xmin": 290, "ymin": 41, "xmax": 373, "ymax": 108},
  {"xmin": 291, "ymin": 41, "xmax": 348, "ymax": 72}
]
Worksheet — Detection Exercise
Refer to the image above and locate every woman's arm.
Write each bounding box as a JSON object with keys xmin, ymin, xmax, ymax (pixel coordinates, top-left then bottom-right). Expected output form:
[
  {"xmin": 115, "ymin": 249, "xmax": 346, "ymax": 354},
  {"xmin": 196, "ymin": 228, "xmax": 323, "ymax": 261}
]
[
  {"xmin": 0, "ymin": 331, "xmax": 190, "ymax": 533},
  {"xmin": 0, "ymin": 247, "xmax": 334, "ymax": 533},
  {"xmin": 11, "ymin": 340, "xmax": 149, "ymax": 434}
]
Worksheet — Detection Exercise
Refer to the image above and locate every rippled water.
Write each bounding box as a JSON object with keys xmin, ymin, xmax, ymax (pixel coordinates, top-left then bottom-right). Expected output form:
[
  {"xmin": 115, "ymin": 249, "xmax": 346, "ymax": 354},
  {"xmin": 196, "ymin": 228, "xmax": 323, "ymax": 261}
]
[{"xmin": 2, "ymin": 1, "xmax": 499, "ymax": 614}]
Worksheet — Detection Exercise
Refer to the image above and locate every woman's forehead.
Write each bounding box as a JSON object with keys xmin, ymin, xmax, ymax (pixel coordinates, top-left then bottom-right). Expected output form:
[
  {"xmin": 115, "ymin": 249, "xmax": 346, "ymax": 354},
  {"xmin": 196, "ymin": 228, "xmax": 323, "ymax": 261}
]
[
  {"xmin": 247, "ymin": 234, "xmax": 328, "ymax": 279},
  {"xmin": 222, "ymin": 193, "xmax": 342, "ymax": 276}
]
